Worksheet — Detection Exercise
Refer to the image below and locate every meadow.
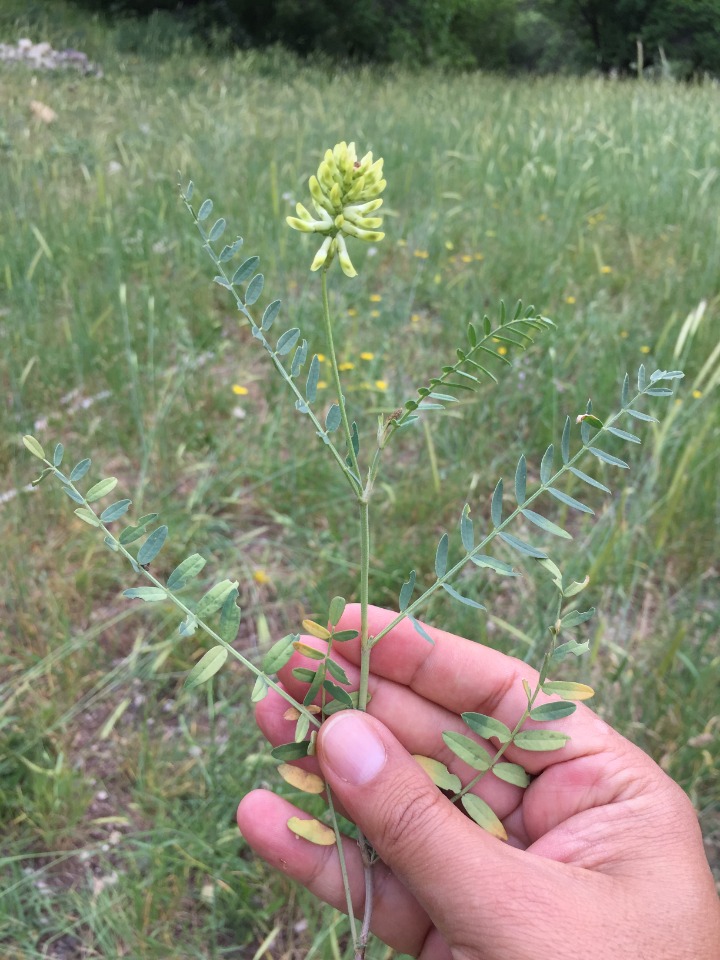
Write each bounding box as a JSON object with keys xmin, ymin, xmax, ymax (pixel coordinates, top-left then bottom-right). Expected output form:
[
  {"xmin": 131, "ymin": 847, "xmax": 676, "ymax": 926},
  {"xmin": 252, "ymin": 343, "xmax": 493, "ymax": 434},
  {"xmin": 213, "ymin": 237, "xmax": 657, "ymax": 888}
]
[{"xmin": 1, "ymin": 3, "xmax": 719, "ymax": 957}]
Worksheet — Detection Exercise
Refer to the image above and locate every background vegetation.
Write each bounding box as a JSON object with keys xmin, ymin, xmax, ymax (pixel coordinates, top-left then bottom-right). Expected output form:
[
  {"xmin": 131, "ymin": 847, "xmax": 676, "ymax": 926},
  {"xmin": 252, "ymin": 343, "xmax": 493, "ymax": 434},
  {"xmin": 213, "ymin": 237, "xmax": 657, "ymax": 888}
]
[
  {"xmin": 65, "ymin": 0, "xmax": 720, "ymax": 76},
  {"xmin": 1, "ymin": 1, "xmax": 719, "ymax": 957}
]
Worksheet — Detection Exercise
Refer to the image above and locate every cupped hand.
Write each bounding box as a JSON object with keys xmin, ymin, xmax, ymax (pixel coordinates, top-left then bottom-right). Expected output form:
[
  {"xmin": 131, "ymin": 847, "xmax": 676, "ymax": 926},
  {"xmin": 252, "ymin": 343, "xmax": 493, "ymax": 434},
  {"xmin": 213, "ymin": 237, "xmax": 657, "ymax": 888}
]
[{"xmin": 237, "ymin": 605, "xmax": 720, "ymax": 959}]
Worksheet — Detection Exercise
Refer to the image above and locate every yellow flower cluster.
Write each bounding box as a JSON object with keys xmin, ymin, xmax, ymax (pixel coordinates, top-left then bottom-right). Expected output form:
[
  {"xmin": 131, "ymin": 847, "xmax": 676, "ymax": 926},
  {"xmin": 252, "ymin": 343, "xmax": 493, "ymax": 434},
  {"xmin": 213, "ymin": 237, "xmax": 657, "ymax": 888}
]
[{"xmin": 286, "ymin": 141, "xmax": 386, "ymax": 278}]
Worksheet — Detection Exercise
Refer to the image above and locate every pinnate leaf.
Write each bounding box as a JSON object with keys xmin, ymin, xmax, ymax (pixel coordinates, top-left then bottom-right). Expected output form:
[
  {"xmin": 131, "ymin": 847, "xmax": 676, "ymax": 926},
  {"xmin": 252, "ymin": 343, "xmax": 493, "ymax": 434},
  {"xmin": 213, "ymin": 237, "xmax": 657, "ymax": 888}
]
[
  {"xmin": 195, "ymin": 579, "xmax": 239, "ymax": 620},
  {"xmin": 251, "ymin": 675, "xmax": 268, "ymax": 702},
  {"xmin": 70, "ymin": 458, "xmax": 91, "ymax": 482},
  {"xmin": 462, "ymin": 712, "xmax": 512, "ymax": 743},
  {"xmin": 413, "ymin": 755, "xmax": 462, "ymax": 792},
  {"xmin": 272, "ymin": 741, "xmax": 310, "ymax": 761},
  {"xmin": 86, "ymin": 477, "xmax": 118, "ymax": 502},
  {"xmin": 167, "ymin": 554, "xmax": 206, "ymax": 591},
  {"xmin": 442, "ymin": 731, "xmax": 491, "ymax": 770},
  {"xmin": 278, "ymin": 763, "xmax": 325, "ymax": 795},
  {"xmin": 521, "ymin": 508, "xmax": 572, "ymax": 539},
  {"xmin": 218, "ymin": 589, "xmax": 241, "ymax": 643},
  {"xmin": 123, "ymin": 586, "xmax": 167, "ymax": 601},
  {"xmin": 529, "ymin": 701, "xmax": 577, "ymax": 721},
  {"xmin": 74, "ymin": 507, "xmax": 100, "ymax": 527},
  {"xmin": 441, "ymin": 583, "xmax": 485, "ymax": 610},
  {"xmin": 262, "ymin": 634, "xmax": 297, "ymax": 673},
  {"xmin": 286, "ymin": 817, "xmax": 336, "ymax": 846},
  {"xmin": 461, "ymin": 794, "xmax": 507, "ymax": 840},
  {"xmin": 491, "ymin": 762, "xmax": 530, "ymax": 788},
  {"xmin": 245, "ymin": 273, "xmax": 264, "ymax": 305},
  {"xmin": 513, "ymin": 729, "xmax": 570, "ymax": 751},
  {"xmin": 100, "ymin": 499, "xmax": 132, "ymax": 523},
  {"xmin": 137, "ymin": 525, "xmax": 168, "ymax": 565},
  {"xmin": 328, "ymin": 596, "xmax": 346, "ymax": 626},
  {"xmin": 184, "ymin": 646, "xmax": 228, "ymax": 688},
  {"xmin": 541, "ymin": 680, "xmax": 594, "ymax": 701}
]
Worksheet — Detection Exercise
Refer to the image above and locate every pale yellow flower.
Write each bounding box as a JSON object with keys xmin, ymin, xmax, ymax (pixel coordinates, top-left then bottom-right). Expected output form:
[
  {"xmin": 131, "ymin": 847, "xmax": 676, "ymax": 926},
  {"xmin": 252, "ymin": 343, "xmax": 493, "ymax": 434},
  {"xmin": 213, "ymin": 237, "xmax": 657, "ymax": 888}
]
[
  {"xmin": 692, "ymin": 389, "xmax": 703, "ymax": 399},
  {"xmin": 498, "ymin": 346, "xmax": 508, "ymax": 356},
  {"xmin": 286, "ymin": 141, "xmax": 386, "ymax": 278},
  {"xmin": 375, "ymin": 380, "xmax": 388, "ymax": 391},
  {"xmin": 338, "ymin": 362, "xmax": 355, "ymax": 372},
  {"xmin": 565, "ymin": 296, "xmax": 576, "ymax": 305},
  {"xmin": 601, "ymin": 265, "xmax": 612, "ymax": 274},
  {"xmin": 360, "ymin": 352, "xmax": 374, "ymax": 361},
  {"xmin": 347, "ymin": 308, "xmax": 358, "ymax": 317},
  {"xmin": 413, "ymin": 250, "xmax": 429, "ymax": 259},
  {"xmin": 369, "ymin": 294, "xmax": 382, "ymax": 303},
  {"xmin": 640, "ymin": 345, "xmax": 651, "ymax": 354},
  {"xmin": 232, "ymin": 384, "xmax": 249, "ymax": 396}
]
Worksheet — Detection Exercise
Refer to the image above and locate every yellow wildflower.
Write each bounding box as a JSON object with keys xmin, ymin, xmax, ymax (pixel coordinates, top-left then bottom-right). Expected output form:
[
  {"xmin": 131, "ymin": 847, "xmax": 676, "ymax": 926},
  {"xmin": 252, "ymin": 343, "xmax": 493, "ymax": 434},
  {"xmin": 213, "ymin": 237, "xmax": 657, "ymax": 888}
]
[
  {"xmin": 369, "ymin": 294, "xmax": 382, "ymax": 302},
  {"xmin": 317, "ymin": 380, "xmax": 328, "ymax": 389},
  {"xmin": 347, "ymin": 308, "xmax": 358, "ymax": 317},
  {"xmin": 601, "ymin": 265, "xmax": 612, "ymax": 274},
  {"xmin": 445, "ymin": 241, "xmax": 454, "ymax": 250},
  {"xmin": 640, "ymin": 345, "xmax": 651, "ymax": 354},
  {"xmin": 498, "ymin": 346, "xmax": 508, "ymax": 356},
  {"xmin": 232, "ymin": 385, "xmax": 249, "ymax": 396},
  {"xmin": 253, "ymin": 569, "xmax": 271, "ymax": 585},
  {"xmin": 360, "ymin": 352, "xmax": 374, "ymax": 361},
  {"xmin": 375, "ymin": 380, "xmax": 388, "ymax": 391},
  {"xmin": 692, "ymin": 389, "xmax": 703, "ymax": 399},
  {"xmin": 338, "ymin": 362, "xmax": 355, "ymax": 372},
  {"xmin": 370, "ymin": 309, "xmax": 380, "ymax": 318},
  {"xmin": 619, "ymin": 330, "xmax": 629, "ymax": 339},
  {"xmin": 461, "ymin": 254, "xmax": 473, "ymax": 264},
  {"xmin": 410, "ymin": 313, "xmax": 421, "ymax": 323},
  {"xmin": 413, "ymin": 250, "xmax": 429, "ymax": 259},
  {"xmin": 565, "ymin": 296, "xmax": 576, "ymax": 305},
  {"xmin": 286, "ymin": 141, "xmax": 386, "ymax": 278}
]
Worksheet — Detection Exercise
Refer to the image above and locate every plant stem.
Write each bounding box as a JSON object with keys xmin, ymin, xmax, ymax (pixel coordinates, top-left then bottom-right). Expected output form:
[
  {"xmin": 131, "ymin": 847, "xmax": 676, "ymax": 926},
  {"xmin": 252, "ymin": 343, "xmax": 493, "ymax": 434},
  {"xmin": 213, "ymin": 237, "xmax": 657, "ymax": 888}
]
[
  {"xmin": 46, "ymin": 463, "xmax": 320, "ymax": 728},
  {"xmin": 370, "ymin": 384, "xmax": 653, "ymax": 648},
  {"xmin": 451, "ymin": 593, "xmax": 564, "ymax": 801},
  {"xmin": 319, "ymin": 269, "xmax": 376, "ymax": 951},
  {"xmin": 321, "ymin": 269, "xmax": 361, "ymax": 486}
]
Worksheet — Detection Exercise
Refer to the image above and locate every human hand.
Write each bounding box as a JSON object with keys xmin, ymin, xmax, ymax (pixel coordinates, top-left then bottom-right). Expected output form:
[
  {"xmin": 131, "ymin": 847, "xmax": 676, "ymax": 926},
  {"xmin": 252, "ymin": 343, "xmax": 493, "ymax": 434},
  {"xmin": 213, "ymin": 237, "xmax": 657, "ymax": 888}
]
[{"xmin": 237, "ymin": 604, "xmax": 720, "ymax": 959}]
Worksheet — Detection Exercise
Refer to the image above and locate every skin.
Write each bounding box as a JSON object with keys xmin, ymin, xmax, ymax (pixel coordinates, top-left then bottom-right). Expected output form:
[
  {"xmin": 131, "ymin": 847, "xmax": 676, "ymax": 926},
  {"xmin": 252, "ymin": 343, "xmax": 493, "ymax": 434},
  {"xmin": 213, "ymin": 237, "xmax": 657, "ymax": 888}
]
[{"xmin": 237, "ymin": 604, "xmax": 720, "ymax": 960}]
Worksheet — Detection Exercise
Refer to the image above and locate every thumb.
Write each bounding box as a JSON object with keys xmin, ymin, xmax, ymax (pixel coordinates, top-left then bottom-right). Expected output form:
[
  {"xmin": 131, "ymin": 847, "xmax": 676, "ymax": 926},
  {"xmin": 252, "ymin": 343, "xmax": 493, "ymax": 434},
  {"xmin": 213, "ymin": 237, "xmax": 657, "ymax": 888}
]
[{"xmin": 316, "ymin": 710, "xmax": 515, "ymax": 937}]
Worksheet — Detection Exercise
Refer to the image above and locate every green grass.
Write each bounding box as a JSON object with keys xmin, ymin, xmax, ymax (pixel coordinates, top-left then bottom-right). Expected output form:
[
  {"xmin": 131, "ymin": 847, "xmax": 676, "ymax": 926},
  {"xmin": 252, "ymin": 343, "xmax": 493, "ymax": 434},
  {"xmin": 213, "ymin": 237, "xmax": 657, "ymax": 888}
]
[{"xmin": 1, "ymin": 2, "xmax": 719, "ymax": 956}]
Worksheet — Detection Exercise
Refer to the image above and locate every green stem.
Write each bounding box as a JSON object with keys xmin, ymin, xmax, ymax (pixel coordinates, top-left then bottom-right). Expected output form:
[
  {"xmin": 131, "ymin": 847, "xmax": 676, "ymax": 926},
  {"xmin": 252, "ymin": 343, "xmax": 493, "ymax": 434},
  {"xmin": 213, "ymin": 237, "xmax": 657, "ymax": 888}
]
[
  {"xmin": 325, "ymin": 789, "xmax": 359, "ymax": 950},
  {"xmin": 358, "ymin": 499, "xmax": 371, "ymax": 711},
  {"xmin": 321, "ymin": 268, "xmax": 361, "ymax": 487},
  {"xmin": 451, "ymin": 593, "xmax": 564, "ymax": 801},
  {"xmin": 183, "ymin": 192, "xmax": 359, "ymax": 495},
  {"xmin": 370, "ymin": 386, "xmax": 651, "ymax": 649},
  {"xmin": 50, "ymin": 464, "xmax": 321, "ymax": 729}
]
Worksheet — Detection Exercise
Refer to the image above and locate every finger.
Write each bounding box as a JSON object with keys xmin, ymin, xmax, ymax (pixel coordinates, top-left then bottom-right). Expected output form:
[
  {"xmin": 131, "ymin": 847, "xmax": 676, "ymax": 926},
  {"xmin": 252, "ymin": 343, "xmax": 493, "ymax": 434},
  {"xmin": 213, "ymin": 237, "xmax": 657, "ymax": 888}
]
[
  {"xmin": 265, "ymin": 650, "xmax": 527, "ymax": 831},
  {"xmin": 326, "ymin": 604, "xmax": 625, "ymax": 774},
  {"xmin": 236, "ymin": 788, "xmax": 436, "ymax": 956},
  {"xmin": 315, "ymin": 709, "xmax": 547, "ymax": 953}
]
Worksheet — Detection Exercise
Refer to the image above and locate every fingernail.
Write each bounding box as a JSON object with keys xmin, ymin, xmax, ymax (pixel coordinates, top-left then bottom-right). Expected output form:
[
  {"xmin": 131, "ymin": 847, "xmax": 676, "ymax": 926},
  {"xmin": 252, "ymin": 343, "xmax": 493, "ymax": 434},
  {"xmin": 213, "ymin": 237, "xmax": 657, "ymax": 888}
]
[{"xmin": 320, "ymin": 712, "xmax": 387, "ymax": 785}]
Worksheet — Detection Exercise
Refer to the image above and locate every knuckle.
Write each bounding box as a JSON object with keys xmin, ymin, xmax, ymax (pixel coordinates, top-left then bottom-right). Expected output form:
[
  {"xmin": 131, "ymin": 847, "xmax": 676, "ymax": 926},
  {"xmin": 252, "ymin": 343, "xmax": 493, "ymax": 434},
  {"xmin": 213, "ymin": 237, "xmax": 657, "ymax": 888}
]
[{"xmin": 371, "ymin": 778, "xmax": 447, "ymax": 858}]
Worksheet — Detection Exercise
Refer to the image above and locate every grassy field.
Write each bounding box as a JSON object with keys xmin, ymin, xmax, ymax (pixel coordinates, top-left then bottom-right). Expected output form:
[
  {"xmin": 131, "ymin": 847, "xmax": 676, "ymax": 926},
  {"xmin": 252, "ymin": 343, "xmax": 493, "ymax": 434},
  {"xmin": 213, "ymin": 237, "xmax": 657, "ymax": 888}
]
[{"xmin": 1, "ymin": 2, "xmax": 719, "ymax": 957}]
